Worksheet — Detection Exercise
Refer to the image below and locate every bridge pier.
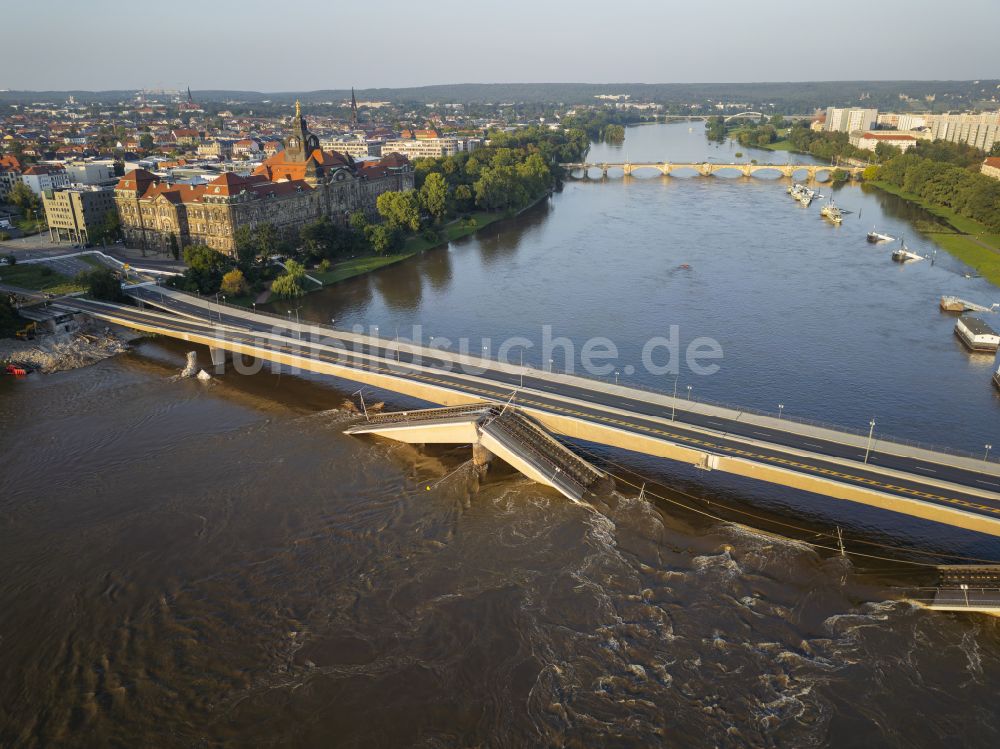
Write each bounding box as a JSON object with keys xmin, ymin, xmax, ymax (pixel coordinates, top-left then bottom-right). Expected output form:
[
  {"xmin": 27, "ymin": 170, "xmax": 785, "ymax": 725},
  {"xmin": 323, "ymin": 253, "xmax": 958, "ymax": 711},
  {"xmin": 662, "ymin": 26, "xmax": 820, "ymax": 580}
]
[
  {"xmin": 209, "ymin": 346, "xmax": 227, "ymax": 372},
  {"xmin": 472, "ymin": 443, "xmax": 494, "ymax": 473}
]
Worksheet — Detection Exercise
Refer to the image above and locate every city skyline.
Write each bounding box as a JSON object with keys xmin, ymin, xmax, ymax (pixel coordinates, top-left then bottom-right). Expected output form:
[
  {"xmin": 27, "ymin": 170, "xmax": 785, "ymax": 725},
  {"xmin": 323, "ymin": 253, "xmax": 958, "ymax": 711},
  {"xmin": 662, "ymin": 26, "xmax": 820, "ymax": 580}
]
[{"xmin": 3, "ymin": 0, "xmax": 998, "ymax": 91}]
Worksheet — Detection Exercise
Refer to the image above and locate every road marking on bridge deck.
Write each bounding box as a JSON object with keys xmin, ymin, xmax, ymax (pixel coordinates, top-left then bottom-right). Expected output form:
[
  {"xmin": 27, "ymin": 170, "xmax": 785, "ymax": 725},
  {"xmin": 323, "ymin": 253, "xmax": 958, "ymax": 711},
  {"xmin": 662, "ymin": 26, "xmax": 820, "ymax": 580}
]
[{"xmin": 97, "ymin": 306, "xmax": 1000, "ymax": 519}]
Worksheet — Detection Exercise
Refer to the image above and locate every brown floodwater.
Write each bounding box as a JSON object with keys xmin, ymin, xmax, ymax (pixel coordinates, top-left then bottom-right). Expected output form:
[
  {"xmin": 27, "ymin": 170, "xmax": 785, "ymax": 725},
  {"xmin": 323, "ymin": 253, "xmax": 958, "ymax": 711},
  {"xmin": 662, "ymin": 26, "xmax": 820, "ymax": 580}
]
[{"xmin": 2, "ymin": 123, "xmax": 999, "ymax": 747}]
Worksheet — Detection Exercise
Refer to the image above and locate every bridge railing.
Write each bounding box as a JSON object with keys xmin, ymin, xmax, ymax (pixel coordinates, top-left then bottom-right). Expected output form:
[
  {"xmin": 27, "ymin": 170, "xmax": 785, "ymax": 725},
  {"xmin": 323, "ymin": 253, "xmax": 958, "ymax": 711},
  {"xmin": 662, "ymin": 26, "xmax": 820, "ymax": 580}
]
[
  {"xmin": 530, "ymin": 364, "xmax": 997, "ymax": 465},
  {"xmin": 136, "ymin": 288, "xmax": 993, "ymax": 465},
  {"xmin": 139, "ymin": 287, "xmax": 311, "ymax": 329}
]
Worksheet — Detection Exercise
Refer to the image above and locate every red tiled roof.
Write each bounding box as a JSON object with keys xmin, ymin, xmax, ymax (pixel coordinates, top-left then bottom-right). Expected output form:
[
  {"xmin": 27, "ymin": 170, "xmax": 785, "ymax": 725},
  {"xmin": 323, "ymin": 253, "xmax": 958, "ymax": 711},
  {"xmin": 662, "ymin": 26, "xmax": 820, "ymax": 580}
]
[
  {"xmin": 252, "ymin": 147, "xmax": 352, "ymax": 182},
  {"xmin": 867, "ymin": 133, "xmax": 918, "ymax": 141},
  {"xmin": 115, "ymin": 168, "xmax": 157, "ymax": 192},
  {"xmin": 984, "ymin": 157, "xmax": 1000, "ymax": 169}
]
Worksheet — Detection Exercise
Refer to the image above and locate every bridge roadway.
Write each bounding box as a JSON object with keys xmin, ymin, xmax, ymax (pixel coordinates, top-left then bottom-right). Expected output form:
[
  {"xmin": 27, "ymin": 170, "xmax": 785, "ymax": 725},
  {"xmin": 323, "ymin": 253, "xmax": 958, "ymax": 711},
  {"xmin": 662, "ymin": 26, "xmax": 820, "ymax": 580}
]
[{"xmin": 60, "ymin": 288, "xmax": 1000, "ymax": 537}]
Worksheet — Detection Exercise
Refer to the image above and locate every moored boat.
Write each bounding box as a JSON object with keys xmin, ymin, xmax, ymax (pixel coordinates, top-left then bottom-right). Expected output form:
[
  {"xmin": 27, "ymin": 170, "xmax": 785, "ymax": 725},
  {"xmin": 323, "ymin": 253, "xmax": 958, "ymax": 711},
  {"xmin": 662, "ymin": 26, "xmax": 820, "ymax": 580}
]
[
  {"xmin": 954, "ymin": 315, "xmax": 1000, "ymax": 353},
  {"xmin": 891, "ymin": 238, "xmax": 923, "ymax": 263},
  {"xmin": 867, "ymin": 227, "xmax": 895, "ymax": 243},
  {"xmin": 820, "ymin": 201, "xmax": 843, "ymax": 223}
]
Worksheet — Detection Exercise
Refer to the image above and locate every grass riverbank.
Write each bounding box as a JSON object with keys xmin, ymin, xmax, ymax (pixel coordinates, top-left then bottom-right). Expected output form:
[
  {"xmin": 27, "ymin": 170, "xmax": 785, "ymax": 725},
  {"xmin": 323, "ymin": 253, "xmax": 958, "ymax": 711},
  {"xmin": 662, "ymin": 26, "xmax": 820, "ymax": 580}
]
[
  {"xmin": 758, "ymin": 139, "xmax": 796, "ymax": 152},
  {"xmin": 308, "ymin": 207, "xmax": 536, "ymax": 292},
  {"xmin": 235, "ymin": 207, "xmax": 535, "ymax": 309},
  {"xmin": 309, "ymin": 211, "xmax": 504, "ymax": 287},
  {"xmin": 0, "ymin": 263, "xmax": 83, "ymax": 295},
  {"xmin": 867, "ymin": 180, "xmax": 1000, "ymax": 286}
]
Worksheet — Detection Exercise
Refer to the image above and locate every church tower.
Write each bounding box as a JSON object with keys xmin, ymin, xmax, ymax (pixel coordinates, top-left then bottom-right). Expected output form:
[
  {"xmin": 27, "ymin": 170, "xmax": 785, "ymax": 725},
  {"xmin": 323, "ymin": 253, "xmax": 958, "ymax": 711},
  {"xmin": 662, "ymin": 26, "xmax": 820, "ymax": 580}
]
[
  {"xmin": 351, "ymin": 87, "xmax": 358, "ymax": 127},
  {"xmin": 285, "ymin": 100, "xmax": 319, "ymax": 163}
]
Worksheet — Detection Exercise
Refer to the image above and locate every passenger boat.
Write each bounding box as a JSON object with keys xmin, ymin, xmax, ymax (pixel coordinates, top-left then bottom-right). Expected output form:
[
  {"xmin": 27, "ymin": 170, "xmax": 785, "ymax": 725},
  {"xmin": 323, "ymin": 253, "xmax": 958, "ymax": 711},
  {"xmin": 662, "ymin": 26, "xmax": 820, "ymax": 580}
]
[
  {"xmin": 867, "ymin": 227, "xmax": 895, "ymax": 243},
  {"xmin": 993, "ymin": 361, "xmax": 1000, "ymax": 391}
]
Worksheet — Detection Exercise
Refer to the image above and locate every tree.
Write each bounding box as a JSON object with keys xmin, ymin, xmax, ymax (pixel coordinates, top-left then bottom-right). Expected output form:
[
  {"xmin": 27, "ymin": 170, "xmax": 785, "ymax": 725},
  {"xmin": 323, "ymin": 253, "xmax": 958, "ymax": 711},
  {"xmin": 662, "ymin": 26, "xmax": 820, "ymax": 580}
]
[
  {"xmin": 8, "ymin": 182, "xmax": 37, "ymax": 212},
  {"xmin": 453, "ymin": 184, "xmax": 474, "ymax": 213},
  {"xmin": 364, "ymin": 224, "xmax": 398, "ymax": 254},
  {"xmin": 90, "ymin": 209, "xmax": 120, "ymax": 246},
  {"xmin": 474, "ymin": 165, "xmax": 528, "ymax": 211},
  {"xmin": 270, "ymin": 262, "xmax": 306, "ymax": 299},
  {"xmin": 181, "ymin": 244, "xmax": 230, "ymax": 294},
  {"xmin": 602, "ymin": 124, "xmax": 625, "ymax": 144},
  {"xmin": 139, "ymin": 133, "xmax": 154, "ymax": 151},
  {"xmin": 419, "ymin": 172, "xmax": 449, "ymax": 223},
  {"xmin": 233, "ymin": 226, "xmax": 256, "ymax": 270},
  {"xmin": 377, "ymin": 190, "xmax": 421, "ymax": 232},
  {"xmin": 348, "ymin": 210, "xmax": 369, "ymax": 235},
  {"xmin": 76, "ymin": 267, "xmax": 123, "ymax": 302},
  {"xmin": 255, "ymin": 223, "xmax": 277, "ymax": 262},
  {"xmin": 220, "ymin": 268, "xmax": 248, "ymax": 296},
  {"xmin": 168, "ymin": 233, "xmax": 180, "ymax": 261}
]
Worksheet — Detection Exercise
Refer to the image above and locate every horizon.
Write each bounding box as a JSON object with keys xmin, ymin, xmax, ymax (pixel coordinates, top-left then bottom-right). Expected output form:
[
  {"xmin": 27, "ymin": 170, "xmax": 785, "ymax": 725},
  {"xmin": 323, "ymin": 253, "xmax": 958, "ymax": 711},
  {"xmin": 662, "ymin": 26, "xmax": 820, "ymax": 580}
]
[
  {"xmin": 3, "ymin": 77, "xmax": 1000, "ymax": 95},
  {"xmin": 3, "ymin": 0, "xmax": 998, "ymax": 90}
]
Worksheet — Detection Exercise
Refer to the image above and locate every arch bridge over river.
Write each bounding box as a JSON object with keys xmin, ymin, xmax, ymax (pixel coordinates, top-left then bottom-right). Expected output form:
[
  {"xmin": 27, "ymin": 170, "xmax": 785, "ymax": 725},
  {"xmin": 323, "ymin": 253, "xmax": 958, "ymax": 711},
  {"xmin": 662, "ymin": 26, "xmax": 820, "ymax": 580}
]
[{"xmin": 562, "ymin": 162, "xmax": 865, "ymax": 180}]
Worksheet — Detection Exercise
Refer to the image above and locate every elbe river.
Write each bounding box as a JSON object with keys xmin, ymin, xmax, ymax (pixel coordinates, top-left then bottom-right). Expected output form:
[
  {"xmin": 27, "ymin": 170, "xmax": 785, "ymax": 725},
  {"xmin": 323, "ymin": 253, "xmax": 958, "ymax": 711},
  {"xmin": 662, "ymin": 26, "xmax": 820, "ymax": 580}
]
[{"xmin": 1, "ymin": 122, "xmax": 999, "ymax": 746}]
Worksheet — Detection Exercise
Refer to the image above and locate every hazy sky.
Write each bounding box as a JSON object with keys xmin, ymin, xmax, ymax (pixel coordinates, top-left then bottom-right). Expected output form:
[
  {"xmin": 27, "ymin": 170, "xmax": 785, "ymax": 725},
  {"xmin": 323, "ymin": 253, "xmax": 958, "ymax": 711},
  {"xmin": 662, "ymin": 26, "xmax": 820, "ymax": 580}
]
[{"xmin": 3, "ymin": 0, "xmax": 998, "ymax": 91}]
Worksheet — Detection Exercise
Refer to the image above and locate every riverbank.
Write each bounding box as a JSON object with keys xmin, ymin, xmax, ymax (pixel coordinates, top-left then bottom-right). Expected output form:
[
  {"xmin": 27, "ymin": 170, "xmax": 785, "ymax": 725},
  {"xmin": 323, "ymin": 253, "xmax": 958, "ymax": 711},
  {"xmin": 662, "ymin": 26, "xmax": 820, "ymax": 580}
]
[
  {"xmin": 246, "ymin": 200, "xmax": 550, "ymax": 308},
  {"xmin": 866, "ymin": 180, "xmax": 1000, "ymax": 286},
  {"xmin": 1, "ymin": 322, "xmax": 135, "ymax": 373}
]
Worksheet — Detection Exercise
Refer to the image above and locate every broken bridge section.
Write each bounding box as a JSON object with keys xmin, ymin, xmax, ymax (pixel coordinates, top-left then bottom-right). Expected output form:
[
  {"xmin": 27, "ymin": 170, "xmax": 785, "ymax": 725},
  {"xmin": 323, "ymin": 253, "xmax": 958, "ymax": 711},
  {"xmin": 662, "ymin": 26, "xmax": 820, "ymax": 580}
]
[{"xmin": 344, "ymin": 403, "xmax": 610, "ymax": 503}]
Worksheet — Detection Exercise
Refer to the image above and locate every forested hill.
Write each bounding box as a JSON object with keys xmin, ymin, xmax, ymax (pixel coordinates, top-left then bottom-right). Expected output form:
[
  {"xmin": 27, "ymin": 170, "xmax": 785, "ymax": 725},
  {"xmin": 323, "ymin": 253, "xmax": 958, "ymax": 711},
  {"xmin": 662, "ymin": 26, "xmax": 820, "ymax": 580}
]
[{"xmin": 2, "ymin": 80, "xmax": 998, "ymax": 112}]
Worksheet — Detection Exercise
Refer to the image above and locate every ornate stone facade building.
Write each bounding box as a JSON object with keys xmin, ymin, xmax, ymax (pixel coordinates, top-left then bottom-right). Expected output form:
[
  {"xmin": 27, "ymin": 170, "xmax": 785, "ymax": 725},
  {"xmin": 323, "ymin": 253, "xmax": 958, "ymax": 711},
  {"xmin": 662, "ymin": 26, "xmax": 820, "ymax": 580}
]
[{"xmin": 114, "ymin": 103, "xmax": 414, "ymax": 255}]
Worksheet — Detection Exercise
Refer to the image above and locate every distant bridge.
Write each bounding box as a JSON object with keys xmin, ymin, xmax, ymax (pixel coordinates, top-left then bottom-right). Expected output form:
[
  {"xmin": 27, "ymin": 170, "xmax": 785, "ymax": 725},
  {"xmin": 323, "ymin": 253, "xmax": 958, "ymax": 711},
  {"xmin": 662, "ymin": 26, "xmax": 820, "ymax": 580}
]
[
  {"xmin": 561, "ymin": 162, "xmax": 865, "ymax": 181},
  {"xmin": 724, "ymin": 111, "xmax": 765, "ymax": 123}
]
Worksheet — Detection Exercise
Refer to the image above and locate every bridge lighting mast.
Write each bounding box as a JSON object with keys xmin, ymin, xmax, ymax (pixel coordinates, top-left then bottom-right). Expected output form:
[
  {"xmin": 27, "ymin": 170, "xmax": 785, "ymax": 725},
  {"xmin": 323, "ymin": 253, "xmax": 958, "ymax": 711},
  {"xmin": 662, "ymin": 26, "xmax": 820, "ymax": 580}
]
[{"xmin": 865, "ymin": 418, "xmax": 876, "ymax": 464}]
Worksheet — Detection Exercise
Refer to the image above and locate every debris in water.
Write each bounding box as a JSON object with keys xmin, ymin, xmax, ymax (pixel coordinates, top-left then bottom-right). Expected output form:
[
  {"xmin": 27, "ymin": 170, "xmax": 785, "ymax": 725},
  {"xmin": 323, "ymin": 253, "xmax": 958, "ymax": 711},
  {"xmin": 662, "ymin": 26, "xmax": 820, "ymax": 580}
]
[{"xmin": 180, "ymin": 351, "xmax": 198, "ymax": 378}]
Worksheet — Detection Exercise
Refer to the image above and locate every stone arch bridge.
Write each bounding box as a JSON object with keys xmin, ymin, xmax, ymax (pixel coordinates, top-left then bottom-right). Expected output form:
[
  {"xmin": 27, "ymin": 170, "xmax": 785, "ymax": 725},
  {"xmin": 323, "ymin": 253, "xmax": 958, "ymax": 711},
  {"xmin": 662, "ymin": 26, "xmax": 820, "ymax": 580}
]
[{"xmin": 561, "ymin": 162, "xmax": 865, "ymax": 181}]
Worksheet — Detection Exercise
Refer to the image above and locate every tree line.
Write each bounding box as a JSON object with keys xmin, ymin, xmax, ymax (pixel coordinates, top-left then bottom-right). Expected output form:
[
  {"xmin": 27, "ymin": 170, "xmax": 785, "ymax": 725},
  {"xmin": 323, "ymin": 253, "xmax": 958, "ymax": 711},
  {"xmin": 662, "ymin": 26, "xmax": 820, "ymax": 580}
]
[
  {"xmin": 873, "ymin": 153, "xmax": 1000, "ymax": 232},
  {"xmin": 560, "ymin": 109, "xmax": 642, "ymax": 143},
  {"xmin": 165, "ymin": 127, "xmax": 595, "ymax": 300}
]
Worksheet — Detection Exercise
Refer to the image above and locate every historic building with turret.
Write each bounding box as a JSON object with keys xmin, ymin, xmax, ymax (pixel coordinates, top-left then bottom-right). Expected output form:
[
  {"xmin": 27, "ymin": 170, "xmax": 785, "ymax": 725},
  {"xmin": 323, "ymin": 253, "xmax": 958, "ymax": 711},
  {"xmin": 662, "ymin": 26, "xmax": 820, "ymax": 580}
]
[{"xmin": 114, "ymin": 102, "xmax": 413, "ymax": 255}]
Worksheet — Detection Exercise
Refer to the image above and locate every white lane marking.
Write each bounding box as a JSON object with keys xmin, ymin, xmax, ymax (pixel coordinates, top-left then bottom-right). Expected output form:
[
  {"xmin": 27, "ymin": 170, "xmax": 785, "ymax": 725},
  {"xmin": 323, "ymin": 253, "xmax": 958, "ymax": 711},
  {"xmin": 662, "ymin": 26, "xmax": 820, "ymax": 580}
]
[
  {"xmin": 753, "ymin": 431, "xmax": 771, "ymax": 437},
  {"xmin": 914, "ymin": 465, "xmax": 936, "ymax": 473},
  {"xmin": 803, "ymin": 442, "xmax": 825, "ymax": 449},
  {"xmin": 977, "ymin": 479, "xmax": 1000, "ymax": 488}
]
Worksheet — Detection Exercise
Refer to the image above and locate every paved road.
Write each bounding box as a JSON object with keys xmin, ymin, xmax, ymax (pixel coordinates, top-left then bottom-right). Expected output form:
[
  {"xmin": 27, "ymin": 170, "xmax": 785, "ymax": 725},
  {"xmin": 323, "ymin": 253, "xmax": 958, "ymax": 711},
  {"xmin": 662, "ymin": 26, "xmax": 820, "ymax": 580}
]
[
  {"xmin": 63, "ymin": 293, "xmax": 1000, "ymax": 530},
  {"xmin": 128, "ymin": 287, "xmax": 1000, "ymax": 490}
]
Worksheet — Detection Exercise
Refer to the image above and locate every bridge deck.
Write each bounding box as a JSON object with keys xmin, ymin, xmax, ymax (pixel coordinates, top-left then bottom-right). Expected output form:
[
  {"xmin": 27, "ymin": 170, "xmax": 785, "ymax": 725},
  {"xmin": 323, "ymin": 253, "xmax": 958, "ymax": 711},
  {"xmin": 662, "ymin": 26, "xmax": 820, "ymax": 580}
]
[
  {"xmin": 345, "ymin": 403, "xmax": 608, "ymax": 501},
  {"xmin": 57, "ymin": 288, "xmax": 1000, "ymax": 537}
]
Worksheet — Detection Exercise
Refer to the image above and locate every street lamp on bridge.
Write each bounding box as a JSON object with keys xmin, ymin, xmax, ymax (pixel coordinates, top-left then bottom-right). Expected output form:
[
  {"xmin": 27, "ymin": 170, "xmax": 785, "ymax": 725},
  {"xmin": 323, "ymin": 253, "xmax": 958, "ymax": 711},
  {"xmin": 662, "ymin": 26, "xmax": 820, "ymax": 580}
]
[{"xmin": 864, "ymin": 418, "xmax": 876, "ymax": 464}]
